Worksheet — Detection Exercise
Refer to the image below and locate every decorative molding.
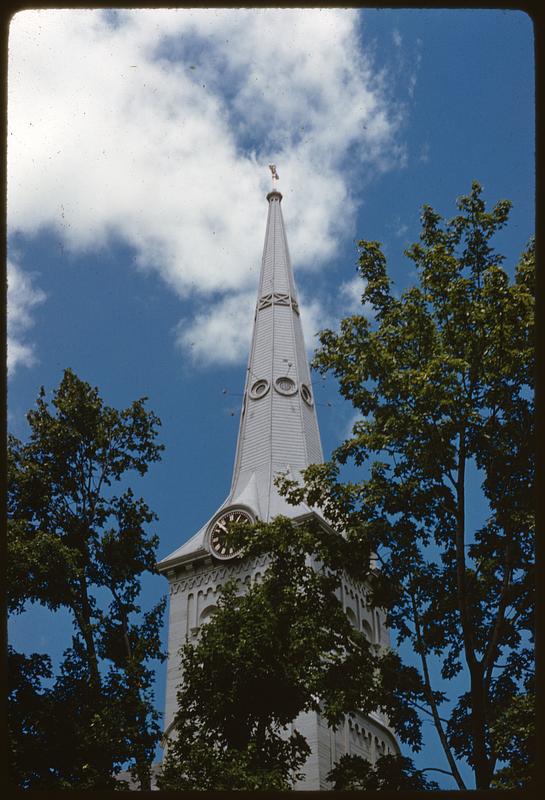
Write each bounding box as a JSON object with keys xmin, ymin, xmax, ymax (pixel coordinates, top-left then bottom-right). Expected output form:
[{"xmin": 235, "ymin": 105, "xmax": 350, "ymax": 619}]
[
  {"xmin": 343, "ymin": 572, "xmax": 367, "ymax": 599},
  {"xmin": 257, "ymin": 292, "xmax": 300, "ymax": 315},
  {"xmin": 170, "ymin": 553, "xmax": 269, "ymax": 594},
  {"xmin": 258, "ymin": 293, "xmax": 273, "ymax": 310},
  {"xmin": 348, "ymin": 717, "xmax": 395, "ymax": 756}
]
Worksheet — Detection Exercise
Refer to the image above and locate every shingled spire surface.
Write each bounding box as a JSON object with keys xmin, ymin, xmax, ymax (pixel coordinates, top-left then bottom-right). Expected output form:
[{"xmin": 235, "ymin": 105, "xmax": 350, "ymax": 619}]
[
  {"xmin": 228, "ymin": 189, "xmax": 323, "ymax": 520},
  {"xmin": 158, "ymin": 189, "xmax": 323, "ymax": 568}
]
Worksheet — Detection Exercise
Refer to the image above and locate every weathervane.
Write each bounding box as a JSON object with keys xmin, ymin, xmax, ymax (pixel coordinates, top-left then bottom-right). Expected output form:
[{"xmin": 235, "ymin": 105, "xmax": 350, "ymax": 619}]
[{"xmin": 268, "ymin": 164, "xmax": 279, "ymax": 190}]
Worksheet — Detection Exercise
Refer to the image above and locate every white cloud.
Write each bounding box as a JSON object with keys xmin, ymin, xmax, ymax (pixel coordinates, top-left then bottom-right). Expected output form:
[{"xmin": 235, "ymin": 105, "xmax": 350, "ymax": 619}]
[
  {"xmin": 175, "ymin": 289, "xmax": 255, "ymax": 366},
  {"xmin": 340, "ymin": 275, "xmax": 363, "ymax": 311},
  {"xmin": 8, "ymin": 8, "xmax": 405, "ymax": 364},
  {"xmin": 408, "ymin": 36, "xmax": 423, "ymax": 99},
  {"xmin": 339, "ymin": 275, "xmax": 375, "ymax": 318},
  {"xmin": 419, "ymin": 141, "xmax": 430, "ymax": 163},
  {"xmin": 393, "ymin": 29, "xmax": 402, "ymax": 48},
  {"xmin": 342, "ymin": 408, "xmax": 372, "ymax": 442},
  {"xmin": 176, "ymin": 288, "xmax": 332, "ymax": 367},
  {"xmin": 7, "ymin": 259, "xmax": 46, "ymax": 374},
  {"xmin": 386, "ymin": 214, "xmax": 411, "ymax": 241},
  {"xmin": 299, "ymin": 293, "xmax": 335, "ymax": 354}
]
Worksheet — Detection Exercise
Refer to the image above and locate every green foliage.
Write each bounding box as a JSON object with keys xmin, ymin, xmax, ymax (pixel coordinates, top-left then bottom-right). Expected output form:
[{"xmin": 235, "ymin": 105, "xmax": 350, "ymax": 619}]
[
  {"xmin": 328, "ymin": 753, "xmax": 440, "ymax": 791},
  {"xmin": 158, "ymin": 516, "xmax": 425, "ymax": 790},
  {"xmin": 489, "ymin": 681, "xmax": 535, "ymax": 789},
  {"xmin": 281, "ymin": 183, "xmax": 534, "ymax": 789},
  {"xmin": 7, "ymin": 647, "xmax": 55, "ymax": 788},
  {"xmin": 7, "ymin": 369, "xmax": 166, "ymax": 789}
]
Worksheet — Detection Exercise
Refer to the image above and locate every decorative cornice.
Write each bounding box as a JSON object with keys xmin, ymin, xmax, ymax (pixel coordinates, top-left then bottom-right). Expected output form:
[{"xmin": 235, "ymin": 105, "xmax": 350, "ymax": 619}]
[
  {"xmin": 348, "ymin": 713, "xmax": 399, "ymax": 749},
  {"xmin": 343, "ymin": 571, "xmax": 367, "ymax": 600},
  {"xmin": 169, "ymin": 552, "xmax": 270, "ymax": 594}
]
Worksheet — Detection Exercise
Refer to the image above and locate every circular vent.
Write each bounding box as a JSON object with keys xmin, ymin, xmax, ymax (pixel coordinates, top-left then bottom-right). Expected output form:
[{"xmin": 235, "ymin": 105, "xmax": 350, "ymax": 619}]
[
  {"xmin": 274, "ymin": 376, "xmax": 297, "ymax": 396},
  {"xmin": 249, "ymin": 379, "xmax": 270, "ymax": 399},
  {"xmin": 300, "ymin": 383, "xmax": 313, "ymax": 406}
]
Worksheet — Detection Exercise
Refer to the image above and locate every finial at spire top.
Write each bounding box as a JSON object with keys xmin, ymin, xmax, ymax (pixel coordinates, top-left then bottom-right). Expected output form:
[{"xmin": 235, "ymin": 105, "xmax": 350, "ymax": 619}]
[
  {"xmin": 268, "ymin": 164, "xmax": 279, "ymax": 190},
  {"xmin": 267, "ymin": 164, "xmax": 282, "ymax": 201}
]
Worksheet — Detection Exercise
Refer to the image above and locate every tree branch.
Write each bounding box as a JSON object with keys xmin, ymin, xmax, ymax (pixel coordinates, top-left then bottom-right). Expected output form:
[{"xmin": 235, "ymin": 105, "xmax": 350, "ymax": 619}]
[
  {"xmin": 408, "ymin": 699, "xmax": 449, "ymax": 724},
  {"xmin": 421, "ymin": 767, "xmax": 455, "ymax": 777},
  {"xmin": 410, "ymin": 591, "xmax": 467, "ymax": 790},
  {"xmin": 481, "ymin": 544, "xmax": 513, "ymax": 693}
]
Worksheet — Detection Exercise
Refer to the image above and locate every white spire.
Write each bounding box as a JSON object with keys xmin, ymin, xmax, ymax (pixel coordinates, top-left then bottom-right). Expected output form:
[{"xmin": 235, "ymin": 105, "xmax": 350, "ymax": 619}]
[
  {"xmin": 158, "ymin": 178, "xmax": 324, "ymax": 569},
  {"xmin": 227, "ymin": 185, "xmax": 323, "ymax": 520}
]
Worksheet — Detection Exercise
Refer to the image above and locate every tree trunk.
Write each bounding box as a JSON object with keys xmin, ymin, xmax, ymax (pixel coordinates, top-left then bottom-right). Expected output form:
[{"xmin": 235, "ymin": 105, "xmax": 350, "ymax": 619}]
[
  {"xmin": 118, "ymin": 598, "xmax": 152, "ymax": 791},
  {"xmin": 454, "ymin": 427, "xmax": 490, "ymax": 788},
  {"xmin": 468, "ymin": 663, "xmax": 492, "ymax": 788},
  {"xmin": 76, "ymin": 569, "xmax": 101, "ymax": 689},
  {"xmin": 411, "ymin": 593, "xmax": 466, "ymax": 789}
]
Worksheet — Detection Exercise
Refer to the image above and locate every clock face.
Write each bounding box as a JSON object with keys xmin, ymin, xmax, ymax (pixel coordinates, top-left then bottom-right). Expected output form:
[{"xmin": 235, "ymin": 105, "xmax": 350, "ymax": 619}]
[{"xmin": 209, "ymin": 509, "xmax": 253, "ymax": 559}]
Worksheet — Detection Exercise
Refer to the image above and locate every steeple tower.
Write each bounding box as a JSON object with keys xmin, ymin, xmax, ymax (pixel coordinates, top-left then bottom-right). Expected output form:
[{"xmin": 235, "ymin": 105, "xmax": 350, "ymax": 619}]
[
  {"xmin": 158, "ymin": 175, "xmax": 399, "ymax": 789},
  {"xmin": 158, "ymin": 184, "xmax": 323, "ymax": 569}
]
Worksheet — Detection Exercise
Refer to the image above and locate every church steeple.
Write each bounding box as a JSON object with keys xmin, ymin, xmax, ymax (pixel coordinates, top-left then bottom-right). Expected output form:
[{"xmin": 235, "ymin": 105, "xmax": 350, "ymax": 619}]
[
  {"xmin": 158, "ymin": 177, "xmax": 323, "ymax": 569},
  {"xmin": 158, "ymin": 177, "xmax": 399, "ymax": 785},
  {"xmin": 227, "ymin": 187, "xmax": 323, "ymax": 521}
]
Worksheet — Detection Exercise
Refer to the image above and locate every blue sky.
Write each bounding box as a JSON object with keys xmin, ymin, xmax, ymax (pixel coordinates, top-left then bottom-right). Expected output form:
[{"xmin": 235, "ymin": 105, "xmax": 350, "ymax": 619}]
[{"xmin": 7, "ymin": 8, "xmax": 534, "ymax": 789}]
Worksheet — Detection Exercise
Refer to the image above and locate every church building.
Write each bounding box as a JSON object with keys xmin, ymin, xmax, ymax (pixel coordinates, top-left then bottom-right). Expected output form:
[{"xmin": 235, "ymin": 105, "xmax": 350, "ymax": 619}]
[{"xmin": 157, "ymin": 174, "xmax": 399, "ymax": 789}]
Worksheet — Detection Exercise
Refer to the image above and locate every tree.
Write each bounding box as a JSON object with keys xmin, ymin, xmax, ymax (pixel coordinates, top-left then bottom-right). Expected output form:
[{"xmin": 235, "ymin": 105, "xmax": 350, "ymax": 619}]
[
  {"xmin": 7, "ymin": 648, "xmax": 56, "ymax": 787},
  {"xmin": 158, "ymin": 515, "xmax": 427, "ymax": 790},
  {"xmin": 489, "ymin": 676, "xmax": 535, "ymax": 789},
  {"xmin": 328, "ymin": 753, "xmax": 440, "ymax": 791},
  {"xmin": 7, "ymin": 369, "xmax": 166, "ymax": 789},
  {"xmin": 281, "ymin": 182, "xmax": 534, "ymax": 789}
]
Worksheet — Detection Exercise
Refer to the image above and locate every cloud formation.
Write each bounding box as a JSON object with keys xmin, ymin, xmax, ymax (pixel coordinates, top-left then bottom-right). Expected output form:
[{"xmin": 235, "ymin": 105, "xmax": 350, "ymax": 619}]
[
  {"xmin": 339, "ymin": 275, "xmax": 376, "ymax": 320},
  {"xmin": 7, "ymin": 260, "xmax": 46, "ymax": 374},
  {"xmin": 176, "ymin": 290, "xmax": 256, "ymax": 366},
  {"xmin": 176, "ymin": 289, "xmax": 335, "ymax": 368},
  {"xmin": 8, "ymin": 8, "xmax": 404, "ymax": 366}
]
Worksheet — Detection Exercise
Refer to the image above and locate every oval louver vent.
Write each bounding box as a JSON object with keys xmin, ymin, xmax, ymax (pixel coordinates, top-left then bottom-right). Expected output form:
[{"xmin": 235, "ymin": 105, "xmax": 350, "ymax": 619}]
[
  {"xmin": 300, "ymin": 383, "xmax": 313, "ymax": 406},
  {"xmin": 274, "ymin": 376, "xmax": 297, "ymax": 396},
  {"xmin": 249, "ymin": 379, "xmax": 270, "ymax": 399}
]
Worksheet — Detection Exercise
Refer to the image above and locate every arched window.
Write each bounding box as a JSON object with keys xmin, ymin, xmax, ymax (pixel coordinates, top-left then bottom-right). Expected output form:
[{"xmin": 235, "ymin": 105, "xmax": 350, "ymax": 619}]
[{"xmin": 199, "ymin": 605, "xmax": 217, "ymax": 627}]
